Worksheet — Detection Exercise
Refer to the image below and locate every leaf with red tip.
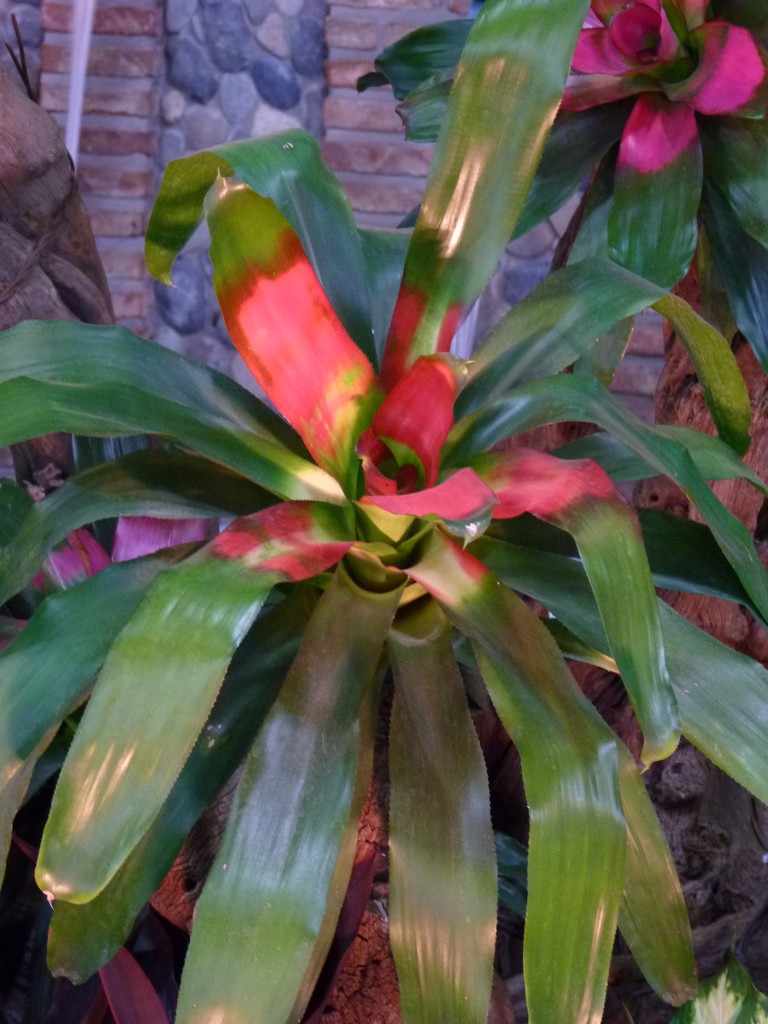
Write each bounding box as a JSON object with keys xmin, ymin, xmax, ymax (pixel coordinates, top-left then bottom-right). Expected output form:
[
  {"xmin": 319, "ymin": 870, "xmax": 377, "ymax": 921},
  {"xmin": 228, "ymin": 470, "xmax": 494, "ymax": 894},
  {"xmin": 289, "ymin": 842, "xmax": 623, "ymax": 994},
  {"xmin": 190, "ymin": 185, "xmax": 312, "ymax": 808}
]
[
  {"xmin": 361, "ymin": 467, "xmax": 497, "ymax": 535},
  {"xmin": 610, "ymin": 93, "xmax": 701, "ymax": 287},
  {"xmin": 369, "ymin": 356, "xmax": 458, "ymax": 490},
  {"xmin": 210, "ymin": 501, "xmax": 355, "ymax": 581},
  {"xmin": 379, "ymin": 0, "xmax": 593, "ymax": 387},
  {"xmin": 99, "ymin": 947, "xmax": 170, "ymax": 1024},
  {"xmin": 469, "ymin": 447, "xmax": 679, "ymax": 765},
  {"xmin": 667, "ymin": 21, "xmax": 768, "ymax": 115},
  {"xmin": 36, "ymin": 502, "xmax": 354, "ymax": 904},
  {"xmin": 111, "ymin": 517, "xmax": 210, "ymax": 563},
  {"xmin": 404, "ymin": 530, "xmax": 627, "ymax": 1024},
  {"xmin": 205, "ymin": 177, "xmax": 382, "ymax": 493}
]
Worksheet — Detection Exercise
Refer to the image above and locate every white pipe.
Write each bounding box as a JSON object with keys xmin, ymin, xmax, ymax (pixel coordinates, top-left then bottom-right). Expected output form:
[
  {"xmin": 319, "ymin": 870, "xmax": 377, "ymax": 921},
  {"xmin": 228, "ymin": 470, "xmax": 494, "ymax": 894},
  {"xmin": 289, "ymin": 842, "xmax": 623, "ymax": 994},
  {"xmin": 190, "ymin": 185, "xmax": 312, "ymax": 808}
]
[{"xmin": 65, "ymin": 0, "xmax": 97, "ymax": 167}]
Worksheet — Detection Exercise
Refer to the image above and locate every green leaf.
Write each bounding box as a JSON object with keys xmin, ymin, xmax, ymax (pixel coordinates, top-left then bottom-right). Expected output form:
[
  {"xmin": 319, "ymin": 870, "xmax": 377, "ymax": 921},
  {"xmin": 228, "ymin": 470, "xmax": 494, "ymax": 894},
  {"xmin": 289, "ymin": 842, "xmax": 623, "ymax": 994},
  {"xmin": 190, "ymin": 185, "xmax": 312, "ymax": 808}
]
[
  {"xmin": 1, "ymin": 730, "xmax": 55, "ymax": 884},
  {"xmin": 364, "ymin": 20, "xmax": 472, "ymax": 100},
  {"xmin": 359, "ymin": 227, "xmax": 410, "ymax": 359},
  {"xmin": 388, "ymin": 599, "xmax": 496, "ymax": 1024},
  {"xmin": 0, "ymin": 480, "xmax": 33, "ymax": 547},
  {"xmin": 0, "ymin": 450, "xmax": 273, "ymax": 604},
  {"xmin": 36, "ymin": 557, "xmax": 275, "ymax": 903},
  {"xmin": 459, "ymin": 259, "xmax": 670, "ymax": 415},
  {"xmin": 609, "ymin": 96, "xmax": 702, "ymax": 289},
  {"xmin": 462, "ymin": 259, "xmax": 750, "ymax": 455},
  {"xmin": 38, "ymin": 501, "xmax": 355, "ymax": 902},
  {"xmin": 473, "ymin": 535, "xmax": 768, "ymax": 807},
  {"xmin": 670, "ymin": 956, "xmax": 768, "ymax": 1023},
  {"xmin": 174, "ymin": 562, "xmax": 404, "ymax": 1024},
  {"xmin": 379, "ymin": 0, "xmax": 591, "ymax": 387},
  {"xmin": 554, "ymin": 427, "xmax": 767, "ymax": 495},
  {"xmin": 406, "ymin": 531, "xmax": 626, "ymax": 1024},
  {"xmin": 0, "ymin": 552, "xmax": 182, "ymax": 792},
  {"xmin": 48, "ymin": 588, "xmax": 316, "ymax": 982},
  {"xmin": 618, "ymin": 760, "xmax": 696, "ymax": 1005},
  {"xmin": 146, "ymin": 132, "xmax": 377, "ymax": 365},
  {"xmin": 514, "ymin": 103, "xmax": 631, "ymax": 239},
  {"xmin": 653, "ymin": 293, "xmax": 751, "ymax": 455},
  {"xmin": 447, "ymin": 375, "xmax": 768, "ymax": 623},
  {"xmin": 0, "ymin": 322, "xmax": 342, "ymax": 504},
  {"xmin": 397, "ymin": 76, "xmax": 452, "ymax": 143},
  {"xmin": 701, "ymin": 118, "xmax": 768, "ymax": 249},
  {"xmin": 573, "ymin": 316, "xmax": 634, "ymax": 386},
  {"xmin": 702, "ymin": 181, "xmax": 768, "ymax": 371}
]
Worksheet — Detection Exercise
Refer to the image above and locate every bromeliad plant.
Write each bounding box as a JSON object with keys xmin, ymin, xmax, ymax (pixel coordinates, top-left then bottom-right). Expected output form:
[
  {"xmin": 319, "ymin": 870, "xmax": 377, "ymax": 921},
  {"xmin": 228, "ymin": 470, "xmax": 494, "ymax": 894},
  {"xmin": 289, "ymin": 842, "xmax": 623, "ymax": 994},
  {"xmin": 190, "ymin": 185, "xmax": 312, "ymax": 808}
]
[
  {"xmin": 2, "ymin": 0, "xmax": 768, "ymax": 1021},
  {"xmin": 361, "ymin": 0, "xmax": 768, "ymax": 369}
]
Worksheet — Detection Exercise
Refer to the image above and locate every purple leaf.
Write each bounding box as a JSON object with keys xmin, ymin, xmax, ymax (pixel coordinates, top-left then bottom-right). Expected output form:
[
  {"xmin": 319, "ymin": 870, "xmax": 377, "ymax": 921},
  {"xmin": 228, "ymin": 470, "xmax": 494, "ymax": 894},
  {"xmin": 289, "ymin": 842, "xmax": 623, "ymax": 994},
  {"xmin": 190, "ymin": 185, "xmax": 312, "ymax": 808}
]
[{"xmin": 111, "ymin": 517, "xmax": 210, "ymax": 563}]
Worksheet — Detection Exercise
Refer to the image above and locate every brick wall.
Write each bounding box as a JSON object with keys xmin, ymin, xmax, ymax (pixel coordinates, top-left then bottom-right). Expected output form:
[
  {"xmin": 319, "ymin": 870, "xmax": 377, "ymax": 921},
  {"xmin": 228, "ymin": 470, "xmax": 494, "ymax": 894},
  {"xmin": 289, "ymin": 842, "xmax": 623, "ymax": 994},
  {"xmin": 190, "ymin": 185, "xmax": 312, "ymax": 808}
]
[
  {"xmin": 322, "ymin": 0, "xmax": 467, "ymax": 228},
  {"xmin": 39, "ymin": 0, "xmax": 163, "ymax": 334}
]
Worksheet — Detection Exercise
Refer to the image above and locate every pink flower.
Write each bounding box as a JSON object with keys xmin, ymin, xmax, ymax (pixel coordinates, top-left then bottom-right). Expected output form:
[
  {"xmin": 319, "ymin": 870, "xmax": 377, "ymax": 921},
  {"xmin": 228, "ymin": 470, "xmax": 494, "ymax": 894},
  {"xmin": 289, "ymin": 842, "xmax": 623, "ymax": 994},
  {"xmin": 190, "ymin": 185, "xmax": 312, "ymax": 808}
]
[{"xmin": 564, "ymin": 0, "xmax": 767, "ymax": 173}]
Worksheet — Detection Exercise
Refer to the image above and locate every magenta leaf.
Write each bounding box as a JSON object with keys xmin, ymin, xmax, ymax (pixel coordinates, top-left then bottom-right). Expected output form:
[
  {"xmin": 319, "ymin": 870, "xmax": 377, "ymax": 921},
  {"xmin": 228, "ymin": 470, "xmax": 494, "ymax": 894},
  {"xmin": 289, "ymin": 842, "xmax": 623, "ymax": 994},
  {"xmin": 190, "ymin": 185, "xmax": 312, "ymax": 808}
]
[
  {"xmin": 562, "ymin": 70, "xmax": 658, "ymax": 110},
  {"xmin": 573, "ymin": 28, "xmax": 633, "ymax": 74},
  {"xmin": 111, "ymin": 517, "xmax": 210, "ymax": 562},
  {"xmin": 45, "ymin": 529, "xmax": 111, "ymax": 589},
  {"xmin": 99, "ymin": 947, "xmax": 170, "ymax": 1024},
  {"xmin": 668, "ymin": 21, "xmax": 768, "ymax": 115},
  {"xmin": 618, "ymin": 91, "xmax": 698, "ymax": 174}
]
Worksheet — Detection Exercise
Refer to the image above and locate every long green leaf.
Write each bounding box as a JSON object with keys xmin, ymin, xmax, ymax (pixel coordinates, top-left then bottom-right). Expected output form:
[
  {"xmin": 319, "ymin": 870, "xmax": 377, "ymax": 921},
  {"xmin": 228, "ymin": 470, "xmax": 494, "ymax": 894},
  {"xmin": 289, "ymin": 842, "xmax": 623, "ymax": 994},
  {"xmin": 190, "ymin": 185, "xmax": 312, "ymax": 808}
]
[
  {"xmin": 407, "ymin": 531, "xmax": 625, "ymax": 1024},
  {"xmin": 0, "ymin": 481, "xmax": 33, "ymax": 547},
  {"xmin": 175, "ymin": 561, "xmax": 404, "ymax": 1024},
  {"xmin": 701, "ymin": 118, "xmax": 768, "ymax": 248},
  {"xmin": 554, "ymin": 428, "xmax": 767, "ymax": 494},
  {"xmin": 48, "ymin": 588, "xmax": 317, "ymax": 982},
  {"xmin": 36, "ymin": 557, "xmax": 274, "ymax": 903},
  {"xmin": 459, "ymin": 259, "xmax": 750, "ymax": 454},
  {"xmin": 447, "ymin": 374, "xmax": 768, "ymax": 621},
  {"xmin": 360, "ymin": 20, "xmax": 471, "ymax": 100},
  {"xmin": 146, "ymin": 132, "xmax": 376, "ymax": 365},
  {"xmin": 514, "ymin": 103, "xmax": 630, "ymax": 239},
  {"xmin": 359, "ymin": 227, "xmax": 410, "ymax": 359},
  {"xmin": 388, "ymin": 598, "xmax": 496, "ymax": 1024},
  {"xmin": 0, "ymin": 552, "xmax": 183, "ymax": 791},
  {"xmin": 474, "ymin": 536, "xmax": 768, "ymax": 806},
  {"xmin": 379, "ymin": 0, "xmax": 591, "ymax": 387},
  {"xmin": 618, "ymin": 761, "xmax": 696, "ymax": 1005},
  {"xmin": 0, "ymin": 322, "xmax": 343, "ymax": 503},
  {"xmin": 0, "ymin": 450, "xmax": 272, "ymax": 605}
]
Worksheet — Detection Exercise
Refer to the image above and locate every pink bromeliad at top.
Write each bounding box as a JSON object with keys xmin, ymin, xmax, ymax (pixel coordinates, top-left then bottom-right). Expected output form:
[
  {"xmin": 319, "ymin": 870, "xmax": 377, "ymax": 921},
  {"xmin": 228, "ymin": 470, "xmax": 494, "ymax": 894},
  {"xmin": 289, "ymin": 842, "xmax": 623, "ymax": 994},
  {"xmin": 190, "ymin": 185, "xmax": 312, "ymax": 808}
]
[{"xmin": 561, "ymin": 0, "xmax": 768, "ymax": 290}]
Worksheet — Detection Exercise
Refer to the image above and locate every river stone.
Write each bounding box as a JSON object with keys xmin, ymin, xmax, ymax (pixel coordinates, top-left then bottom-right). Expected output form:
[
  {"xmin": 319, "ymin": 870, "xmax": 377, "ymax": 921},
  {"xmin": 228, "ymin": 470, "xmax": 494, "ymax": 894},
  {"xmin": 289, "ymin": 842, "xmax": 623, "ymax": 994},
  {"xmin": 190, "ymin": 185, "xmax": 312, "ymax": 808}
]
[
  {"xmin": 252, "ymin": 56, "xmax": 299, "ymax": 110},
  {"xmin": 159, "ymin": 128, "xmax": 186, "ymax": 167},
  {"xmin": 256, "ymin": 12, "xmax": 289, "ymax": 59},
  {"xmin": 251, "ymin": 105, "xmax": 301, "ymax": 136},
  {"xmin": 167, "ymin": 36, "xmax": 217, "ymax": 103},
  {"xmin": 154, "ymin": 255, "xmax": 206, "ymax": 335},
  {"xmin": 202, "ymin": 0, "xmax": 251, "ymax": 71},
  {"xmin": 165, "ymin": 0, "xmax": 196, "ymax": 33},
  {"xmin": 243, "ymin": 0, "xmax": 272, "ymax": 25},
  {"xmin": 160, "ymin": 88, "xmax": 186, "ymax": 125},
  {"xmin": 290, "ymin": 18, "xmax": 324, "ymax": 77},
  {"xmin": 219, "ymin": 72, "xmax": 258, "ymax": 128},
  {"xmin": 184, "ymin": 104, "xmax": 229, "ymax": 149}
]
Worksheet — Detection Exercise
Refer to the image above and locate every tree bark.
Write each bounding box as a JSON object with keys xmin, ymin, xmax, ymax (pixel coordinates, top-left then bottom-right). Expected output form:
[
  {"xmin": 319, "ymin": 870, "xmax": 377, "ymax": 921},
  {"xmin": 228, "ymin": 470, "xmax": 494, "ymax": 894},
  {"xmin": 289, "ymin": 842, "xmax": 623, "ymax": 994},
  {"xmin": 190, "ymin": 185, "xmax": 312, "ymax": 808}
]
[{"xmin": 0, "ymin": 67, "xmax": 114, "ymax": 496}]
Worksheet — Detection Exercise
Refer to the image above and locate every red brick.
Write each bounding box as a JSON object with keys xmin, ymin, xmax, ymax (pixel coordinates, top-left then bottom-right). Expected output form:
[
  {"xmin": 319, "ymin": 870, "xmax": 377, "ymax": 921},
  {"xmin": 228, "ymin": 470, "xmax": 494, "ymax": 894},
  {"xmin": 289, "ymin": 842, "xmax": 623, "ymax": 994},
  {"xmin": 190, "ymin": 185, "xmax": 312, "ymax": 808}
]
[
  {"xmin": 77, "ymin": 162, "xmax": 154, "ymax": 199},
  {"xmin": 342, "ymin": 179, "xmax": 424, "ymax": 215},
  {"xmin": 89, "ymin": 208, "xmax": 147, "ymax": 237},
  {"xmin": 112, "ymin": 287, "xmax": 149, "ymax": 320},
  {"xmin": 448, "ymin": 0, "xmax": 470, "ymax": 14},
  {"xmin": 99, "ymin": 250, "xmax": 148, "ymax": 279},
  {"xmin": 324, "ymin": 59, "xmax": 375, "ymax": 89},
  {"xmin": 324, "ymin": 96, "xmax": 403, "ymax": 133},
  {"xmin": 80, "ymin": 128, "xmax": 155, "ymax": 156},
  {"xmin": 628, "ymin": 312, "xmax": 664, "ymax": 357},
  {"xmin": 41, "ymin": 80, "xmax": 155, "ymax": 116},
  {"xmin": 326, "ymin": 18, "xmax": 378, "ymax": 50},
  {"xmin": 322, "ymin": 139, "xmax": 432, "ymax": 177},
  {"xmin": 41, "ymin": 42, "xmax": 159, "ymax": 77},
  {"xmin": 612, "ymin": 392, "xmax": 654, "ymax": 423},
  {"xmin": 42, "ymin": 3, "xmax": 162, "ymax": 35}
]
